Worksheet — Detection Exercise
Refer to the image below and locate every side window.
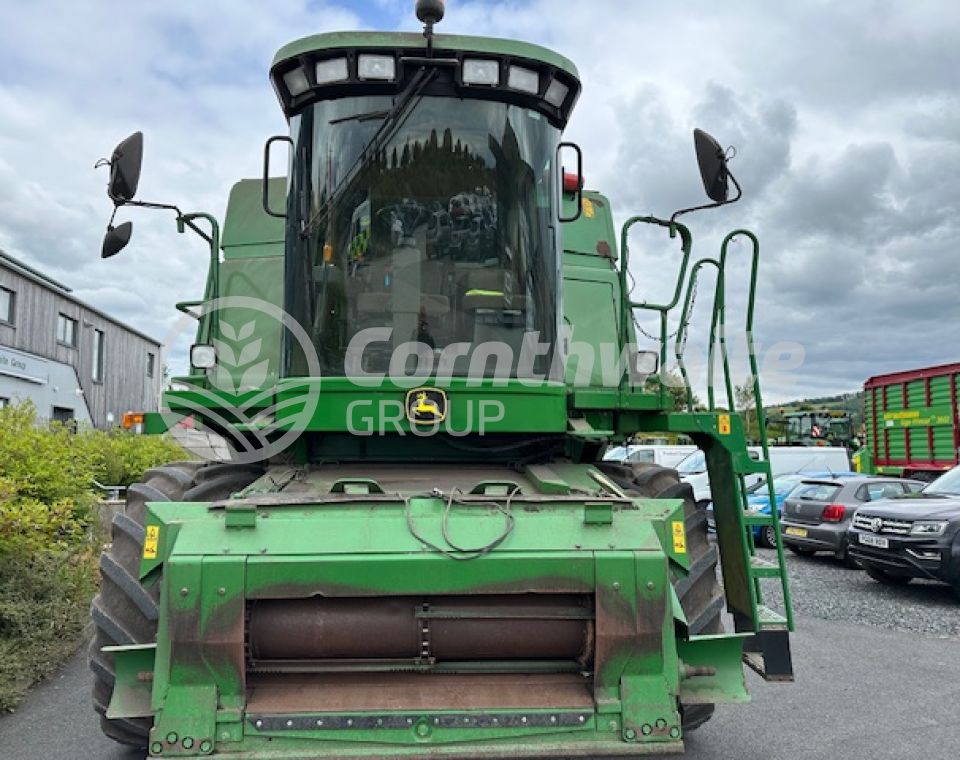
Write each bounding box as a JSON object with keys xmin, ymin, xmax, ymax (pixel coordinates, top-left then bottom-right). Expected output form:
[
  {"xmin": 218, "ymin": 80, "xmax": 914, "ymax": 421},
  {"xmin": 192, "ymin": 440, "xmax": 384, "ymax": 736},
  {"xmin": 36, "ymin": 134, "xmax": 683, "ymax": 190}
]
[
  {"xmin": 56, "ymin": 313, "xmax": 78, "ymax": 347},
  {"xmin": 0, "ymin": 286, "xmax": 15, "ymax": 325},
  {"xmin": 865, "ymin": 482, "xmax": 904, "ymax": 501}
]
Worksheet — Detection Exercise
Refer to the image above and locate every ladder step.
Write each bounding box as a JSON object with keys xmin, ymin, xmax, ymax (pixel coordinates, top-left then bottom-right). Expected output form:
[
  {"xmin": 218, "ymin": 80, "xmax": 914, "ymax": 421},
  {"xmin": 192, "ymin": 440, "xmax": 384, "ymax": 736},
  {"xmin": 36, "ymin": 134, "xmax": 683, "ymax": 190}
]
[
  {"xmin": 756, "ymin": 604, "xmax": 789, "ymax": 630},
  {"xmin": 749, "ymin": 556, "xmax": 783, "ymax": 577},
  {"xmin": 743, "ymin": 510, "xmax": 774, "ymax": 526},
  {"xmin": 736, "ymin": 460, "xmax": 769, "ymax": 475}
]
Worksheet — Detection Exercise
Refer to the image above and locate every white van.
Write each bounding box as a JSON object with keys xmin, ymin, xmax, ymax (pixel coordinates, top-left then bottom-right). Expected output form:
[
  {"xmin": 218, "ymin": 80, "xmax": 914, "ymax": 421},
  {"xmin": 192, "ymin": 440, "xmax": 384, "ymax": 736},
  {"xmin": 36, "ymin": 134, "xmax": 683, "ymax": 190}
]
[
  {"xmin": 603, "ymin": 444, "xmax": 697, "ymax": 469},
  {"xmin": 676, "ymin": 446, "xmax": 851, "ymax": 506}
]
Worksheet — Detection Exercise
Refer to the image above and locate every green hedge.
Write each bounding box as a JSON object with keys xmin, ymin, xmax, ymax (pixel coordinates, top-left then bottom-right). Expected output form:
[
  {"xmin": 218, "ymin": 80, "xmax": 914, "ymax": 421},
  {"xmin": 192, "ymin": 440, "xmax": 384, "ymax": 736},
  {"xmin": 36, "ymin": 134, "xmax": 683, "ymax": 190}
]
[{"xmin": 0, "ymin": 401, "xmax": 189, "ymax": 710}]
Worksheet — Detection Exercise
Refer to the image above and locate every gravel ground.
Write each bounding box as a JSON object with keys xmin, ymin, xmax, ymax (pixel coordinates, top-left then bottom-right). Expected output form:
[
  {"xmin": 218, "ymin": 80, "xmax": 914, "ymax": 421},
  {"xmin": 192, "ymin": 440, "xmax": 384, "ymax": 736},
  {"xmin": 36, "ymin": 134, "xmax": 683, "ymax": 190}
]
[{"xmin": 757, "ymin": 546, "xmax": 960, "ymax": 637}]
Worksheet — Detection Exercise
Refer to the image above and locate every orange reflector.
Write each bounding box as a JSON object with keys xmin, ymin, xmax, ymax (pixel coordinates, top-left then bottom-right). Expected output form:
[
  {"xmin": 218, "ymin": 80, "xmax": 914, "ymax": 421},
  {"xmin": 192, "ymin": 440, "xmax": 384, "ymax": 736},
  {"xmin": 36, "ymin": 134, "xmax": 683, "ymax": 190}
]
[
  {"xmin": 122, "ymin": 412, "xmax": 145, "ymax": 430},
  {"xmin": 323, "ymin": 243, "xmax": 334, "ymax": 262}
]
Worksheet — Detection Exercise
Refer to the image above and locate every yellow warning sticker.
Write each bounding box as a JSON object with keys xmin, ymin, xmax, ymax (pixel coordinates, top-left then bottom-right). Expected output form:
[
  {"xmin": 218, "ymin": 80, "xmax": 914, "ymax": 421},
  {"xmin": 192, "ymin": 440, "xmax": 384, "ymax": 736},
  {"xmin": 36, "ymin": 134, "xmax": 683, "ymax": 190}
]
[
  {"xmin": 718, "ymin": 413, "xmax": 731, "ymax": 435},
  {"xmin": 582, "ymin": 198, "xmax": 595, "ymax": 218},
  {"xmin": 143, "ymin": 525, "xmax": 160, "ymax": 560},
  {"xmin": 672, "ymin": 521, "xmax": 687, "ymax": 554}
]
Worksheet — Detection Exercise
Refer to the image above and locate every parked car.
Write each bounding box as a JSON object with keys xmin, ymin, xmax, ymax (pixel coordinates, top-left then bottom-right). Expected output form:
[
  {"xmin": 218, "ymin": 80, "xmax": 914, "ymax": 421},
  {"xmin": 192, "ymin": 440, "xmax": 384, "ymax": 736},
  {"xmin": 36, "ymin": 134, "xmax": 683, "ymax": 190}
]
[
  {"xmin": 678, "ymin": 445, "xmax": 852, "ymax": 506},
  {"xmin": 847, "ymin": 465, "xmax": 960, "ymax": 597},
  {"xmin": 705, "ymin": 471, "xmax": 860, "ymax": 544},
  {"xmin": 603, "ymin": 444, "xmax": 696, "ymax": 469},
  {"xmin": 780, "ymin": 476, "xmax": 924, "ymax": 566},
  {"xmin": 743, "ymin": 471, "xmax": 860, "ymax": 547}
]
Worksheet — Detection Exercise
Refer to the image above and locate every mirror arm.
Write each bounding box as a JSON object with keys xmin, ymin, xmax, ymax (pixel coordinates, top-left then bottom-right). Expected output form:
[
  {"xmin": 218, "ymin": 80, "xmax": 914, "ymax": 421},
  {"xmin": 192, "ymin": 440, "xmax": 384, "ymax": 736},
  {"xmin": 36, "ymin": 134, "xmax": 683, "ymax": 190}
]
[{"xmin": 669, "ymin": 169, "xmax": 742, "ymax": 223}]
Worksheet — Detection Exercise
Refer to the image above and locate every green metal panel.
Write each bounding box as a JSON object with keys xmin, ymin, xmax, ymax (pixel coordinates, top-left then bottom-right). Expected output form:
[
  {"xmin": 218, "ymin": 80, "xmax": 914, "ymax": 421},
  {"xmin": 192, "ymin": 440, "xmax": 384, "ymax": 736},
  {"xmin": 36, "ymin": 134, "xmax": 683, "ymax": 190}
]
[
  {"xmin": 221, "ymin": 179, "xmax": 286, "ymax": 255},
  {"xmin": 271, "ymin": 377, "xmax": 569, "ymax": 434},
  {"xmin": 562, "ymin": 192, "xmax": 618, "ymax": 258}
]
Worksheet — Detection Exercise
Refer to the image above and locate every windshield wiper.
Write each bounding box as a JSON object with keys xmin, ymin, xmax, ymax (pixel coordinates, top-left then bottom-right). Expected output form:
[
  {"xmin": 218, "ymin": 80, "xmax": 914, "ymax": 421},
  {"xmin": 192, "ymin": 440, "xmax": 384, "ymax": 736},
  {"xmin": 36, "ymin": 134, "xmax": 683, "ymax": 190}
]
[
  {"xmin": 329, "ymin": 109, "xmax": 391, "ymax": 125},
  {"xmin": 305, "ymin": 67, "xmax": 438, "ymax": 237}
]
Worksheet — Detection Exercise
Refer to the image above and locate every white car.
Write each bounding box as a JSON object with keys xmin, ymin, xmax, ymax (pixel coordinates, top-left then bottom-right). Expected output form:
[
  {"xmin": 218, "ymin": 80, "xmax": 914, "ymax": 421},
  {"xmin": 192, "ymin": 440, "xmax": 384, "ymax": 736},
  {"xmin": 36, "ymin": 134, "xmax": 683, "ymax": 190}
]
[
  {"xmin": 676, "ymin": 445, "xmax": 852, "ymax": 506},
  {"xmin": 603, "ymin": 444, "xmax": 697, "ymax": 469}
]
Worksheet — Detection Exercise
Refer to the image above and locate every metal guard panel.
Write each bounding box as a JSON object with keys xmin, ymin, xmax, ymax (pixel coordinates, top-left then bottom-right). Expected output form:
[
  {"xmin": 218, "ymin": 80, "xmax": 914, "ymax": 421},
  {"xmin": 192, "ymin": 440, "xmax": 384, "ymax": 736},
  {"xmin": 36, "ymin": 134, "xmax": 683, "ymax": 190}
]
[
  {"xmin": 144, "ymin": 497, "xmax": 665, "ymax": 558},
  {"xmin": 274, "ymin": 378, "xmax": 568, "ymax": 433}
]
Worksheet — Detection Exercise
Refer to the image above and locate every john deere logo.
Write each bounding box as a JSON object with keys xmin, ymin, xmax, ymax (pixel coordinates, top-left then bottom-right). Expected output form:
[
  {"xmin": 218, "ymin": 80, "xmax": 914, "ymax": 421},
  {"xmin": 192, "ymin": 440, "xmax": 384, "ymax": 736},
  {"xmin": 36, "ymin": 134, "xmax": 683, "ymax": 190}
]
[{"xmin": 406, "ymin": 387, "xmax": 447, "ymax": 424}]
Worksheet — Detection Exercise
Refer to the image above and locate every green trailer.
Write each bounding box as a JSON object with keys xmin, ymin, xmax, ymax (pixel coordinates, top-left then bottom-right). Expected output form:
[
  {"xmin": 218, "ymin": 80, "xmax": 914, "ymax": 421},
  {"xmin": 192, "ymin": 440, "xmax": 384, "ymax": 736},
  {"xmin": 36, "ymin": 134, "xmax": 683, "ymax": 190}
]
[
  {"xmin": 91, "ymin": 3, "xmax": 793, "ymax": 757},
  {"xmin": 858, "ymin": 362, "xmax": 960, "ymax": 482}
]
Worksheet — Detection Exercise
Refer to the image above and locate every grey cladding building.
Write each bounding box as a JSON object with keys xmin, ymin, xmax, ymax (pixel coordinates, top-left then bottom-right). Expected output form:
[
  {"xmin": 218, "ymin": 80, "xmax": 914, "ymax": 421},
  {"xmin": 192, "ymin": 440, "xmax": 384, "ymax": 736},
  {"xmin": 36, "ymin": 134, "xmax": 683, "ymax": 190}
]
[{"xmin": 0, "ymin": 250, "xmax": 161, "ymax": 428}]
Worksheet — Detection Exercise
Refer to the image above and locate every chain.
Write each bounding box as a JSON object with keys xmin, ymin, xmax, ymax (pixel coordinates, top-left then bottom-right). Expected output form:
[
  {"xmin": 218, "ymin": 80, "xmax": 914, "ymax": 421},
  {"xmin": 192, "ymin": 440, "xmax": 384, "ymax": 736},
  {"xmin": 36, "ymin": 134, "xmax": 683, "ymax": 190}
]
[{"xmin": 631, "ymin": 274, "xmax": 699, "ymax": 347}]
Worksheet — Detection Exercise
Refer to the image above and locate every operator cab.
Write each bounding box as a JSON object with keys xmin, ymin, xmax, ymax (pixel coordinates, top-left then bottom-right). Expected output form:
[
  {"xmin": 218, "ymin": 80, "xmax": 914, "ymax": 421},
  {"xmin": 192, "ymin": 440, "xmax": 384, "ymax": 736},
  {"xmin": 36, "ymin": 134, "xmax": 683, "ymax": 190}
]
[{"xmin": 268, "ymin": 26, "xmax": 581, "ymax": 382}]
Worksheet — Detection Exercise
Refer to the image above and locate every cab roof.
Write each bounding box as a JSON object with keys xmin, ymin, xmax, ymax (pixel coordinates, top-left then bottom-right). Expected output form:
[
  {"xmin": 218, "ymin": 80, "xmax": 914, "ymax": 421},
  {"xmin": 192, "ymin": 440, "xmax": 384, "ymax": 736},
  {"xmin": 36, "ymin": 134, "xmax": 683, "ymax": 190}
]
[{"xmin": 272, "ymin": 31, "xmax": 580, "ymax": 81}]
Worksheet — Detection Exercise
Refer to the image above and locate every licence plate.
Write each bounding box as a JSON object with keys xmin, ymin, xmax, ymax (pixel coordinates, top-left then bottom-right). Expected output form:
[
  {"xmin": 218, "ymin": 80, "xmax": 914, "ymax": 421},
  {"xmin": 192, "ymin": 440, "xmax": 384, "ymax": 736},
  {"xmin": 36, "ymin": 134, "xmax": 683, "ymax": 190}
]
[
  {"xmin": 784, "ymin": 527, "xmax": 807, "ymax": 537},
  {"xmin": 859, "ymin": 533, "xmax": 889, "ymax": 549}
]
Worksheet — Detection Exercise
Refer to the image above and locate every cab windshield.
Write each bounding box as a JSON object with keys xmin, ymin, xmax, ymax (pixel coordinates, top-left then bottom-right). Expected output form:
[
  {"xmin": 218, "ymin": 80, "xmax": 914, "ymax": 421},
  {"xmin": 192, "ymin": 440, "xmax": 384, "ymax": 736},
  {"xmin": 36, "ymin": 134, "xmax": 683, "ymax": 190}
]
[
  {"xmin": 924, "ymin": 466, "xmax": 960, "ymax": 497},
  {"xmin": 286, "ymin": 95, "xmax": 561, "ymax": 381}
]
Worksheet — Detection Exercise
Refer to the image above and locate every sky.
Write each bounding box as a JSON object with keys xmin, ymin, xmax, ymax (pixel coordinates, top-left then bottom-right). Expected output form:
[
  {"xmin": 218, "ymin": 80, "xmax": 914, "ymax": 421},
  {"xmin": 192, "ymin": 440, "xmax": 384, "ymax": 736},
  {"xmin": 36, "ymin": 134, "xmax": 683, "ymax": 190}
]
[{"xmin": 0, "ymin": 0, "xmax": 957, "ymax": 403}]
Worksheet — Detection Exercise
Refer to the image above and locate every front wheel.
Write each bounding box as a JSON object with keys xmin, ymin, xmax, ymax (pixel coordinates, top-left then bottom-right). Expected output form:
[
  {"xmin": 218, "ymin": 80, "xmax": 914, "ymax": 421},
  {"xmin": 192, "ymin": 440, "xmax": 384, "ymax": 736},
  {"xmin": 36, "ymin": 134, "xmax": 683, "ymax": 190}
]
[{"xmin": 89, "ymin": 461, "xmax": 263, "ymax": 747}]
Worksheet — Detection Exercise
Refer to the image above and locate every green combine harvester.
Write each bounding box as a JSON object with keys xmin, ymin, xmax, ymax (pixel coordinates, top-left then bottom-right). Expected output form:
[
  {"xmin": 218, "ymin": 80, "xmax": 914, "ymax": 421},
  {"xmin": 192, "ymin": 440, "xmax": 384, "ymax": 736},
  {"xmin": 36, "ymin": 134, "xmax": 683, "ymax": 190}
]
[{"xmin": 91, "ymin": 2, "xmax": 793, "ymax": 756}]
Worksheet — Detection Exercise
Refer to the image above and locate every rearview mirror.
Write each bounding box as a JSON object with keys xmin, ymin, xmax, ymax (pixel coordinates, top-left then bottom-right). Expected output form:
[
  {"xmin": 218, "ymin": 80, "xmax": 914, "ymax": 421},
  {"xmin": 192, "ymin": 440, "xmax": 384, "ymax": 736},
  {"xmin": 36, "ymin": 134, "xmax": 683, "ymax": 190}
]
[
  {"xmin": 108, "ymin": 132, "xmax": 143, "ymax": 203},
  {"xmin": 693, "ymin": 128, "xmax": 728, "ymax": 203},
  {"xmin": 102, "ymin": 222, "xmax": 133, "ymax": 258}
]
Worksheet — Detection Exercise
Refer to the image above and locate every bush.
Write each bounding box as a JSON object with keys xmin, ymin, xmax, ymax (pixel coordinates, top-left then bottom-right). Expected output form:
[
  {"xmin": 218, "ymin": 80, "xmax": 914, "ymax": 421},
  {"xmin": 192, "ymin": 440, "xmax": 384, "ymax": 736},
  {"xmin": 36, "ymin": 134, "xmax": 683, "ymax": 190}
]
[{"xmin": 0, "ymin": 400, "xmax": 189, "ymax": 710}]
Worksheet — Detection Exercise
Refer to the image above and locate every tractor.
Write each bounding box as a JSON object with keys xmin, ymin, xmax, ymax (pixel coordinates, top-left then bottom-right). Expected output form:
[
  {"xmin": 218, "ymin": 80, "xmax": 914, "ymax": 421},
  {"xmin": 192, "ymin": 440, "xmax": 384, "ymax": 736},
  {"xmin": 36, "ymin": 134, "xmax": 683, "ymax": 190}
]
[{"xmin": 91, "ymin": 2, "xmax": 794, "ymax": 757}]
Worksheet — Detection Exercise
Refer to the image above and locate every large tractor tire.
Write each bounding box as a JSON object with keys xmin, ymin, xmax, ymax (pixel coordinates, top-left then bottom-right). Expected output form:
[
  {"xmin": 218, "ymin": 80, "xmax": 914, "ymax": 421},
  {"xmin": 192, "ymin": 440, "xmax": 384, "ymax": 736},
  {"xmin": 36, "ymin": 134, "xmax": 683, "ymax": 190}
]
[
  {"xmin": 89, "ymin": 461, "xmax": 263, "ymax": 747},
  {"xmin": 598, "ymin": 462, "xmax": 725, "ymax": 732}
]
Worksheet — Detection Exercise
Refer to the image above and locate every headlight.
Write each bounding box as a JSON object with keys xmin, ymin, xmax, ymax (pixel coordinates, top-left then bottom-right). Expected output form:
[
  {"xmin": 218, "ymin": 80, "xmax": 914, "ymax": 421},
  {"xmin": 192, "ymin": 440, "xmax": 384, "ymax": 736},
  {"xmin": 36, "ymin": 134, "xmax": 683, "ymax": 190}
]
[
  {"xmin": 190, "ymin": 344, "xmax": 216, "ymax": 369},
  {"xmin": 462, "ymin": 58, "xmax": 500, "ymax": 85},
  {"xmin": 544, "ymin": 77, "xmax": 570, "ymax": 107},
  {"xmin": 357, "ymin": 54, "xmax": 396, "ymax": 81},
  {"xmin": 910, "ymin": 520, "xmax": 948, "ymax": 536},
  {"xmin": 507, "ymin": 65, "xmax": 539, "ymax": 94},
  {"xmin": 282, "ymin": 66, "xmax": 310, "ymax": 97},
  {"xmin": 315, "ymin": 57, "xmax": 349, "ymax": 84}
]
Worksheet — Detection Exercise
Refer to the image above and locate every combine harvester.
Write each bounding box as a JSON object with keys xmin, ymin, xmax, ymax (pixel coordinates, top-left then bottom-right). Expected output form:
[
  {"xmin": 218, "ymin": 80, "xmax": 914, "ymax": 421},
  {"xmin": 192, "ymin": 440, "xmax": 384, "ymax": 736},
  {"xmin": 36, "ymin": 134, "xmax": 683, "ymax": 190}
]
[{"xmin": 91, "ymin": 2, "xmax": 793, "ymax": 756}]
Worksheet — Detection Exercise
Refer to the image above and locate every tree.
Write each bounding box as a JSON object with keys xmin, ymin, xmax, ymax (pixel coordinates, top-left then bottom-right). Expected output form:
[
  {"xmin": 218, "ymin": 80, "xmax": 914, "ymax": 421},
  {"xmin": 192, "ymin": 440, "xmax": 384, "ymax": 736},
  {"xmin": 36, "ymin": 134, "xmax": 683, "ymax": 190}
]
[{"xmin": 735, "ymin": 379, "xmax": 761, "ymax": 442}]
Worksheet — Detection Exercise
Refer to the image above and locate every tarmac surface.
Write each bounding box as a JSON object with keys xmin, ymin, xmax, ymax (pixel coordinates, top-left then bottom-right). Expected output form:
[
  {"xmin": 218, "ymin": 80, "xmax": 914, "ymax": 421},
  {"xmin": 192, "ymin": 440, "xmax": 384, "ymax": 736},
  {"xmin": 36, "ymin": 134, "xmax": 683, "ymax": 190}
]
[
  {"xmin": 3, "ymin": 544, "xmax": 960, "ymax": 759},
  {"xmin": 1, "ymin": 612, "xmax": 958, "ymax": 760}
]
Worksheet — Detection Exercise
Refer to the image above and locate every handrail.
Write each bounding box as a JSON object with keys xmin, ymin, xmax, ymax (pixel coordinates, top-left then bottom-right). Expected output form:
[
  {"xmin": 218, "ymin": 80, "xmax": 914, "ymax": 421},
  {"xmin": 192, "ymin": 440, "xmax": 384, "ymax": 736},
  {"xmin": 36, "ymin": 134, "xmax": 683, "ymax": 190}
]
[
  {"xmin": 718, "ymin": 229, "xmax": 795, "ymax": 629},
  {"xmin": 618, "ymin": 216, "xmax": 692, "ymax": 391},
  {"xmin": 674, "ymin": 257, "xmax": 720, "ymax": 412},
  {"xmin": 175, "ymin": 212, "xmax": 221, "ymax": 345}
]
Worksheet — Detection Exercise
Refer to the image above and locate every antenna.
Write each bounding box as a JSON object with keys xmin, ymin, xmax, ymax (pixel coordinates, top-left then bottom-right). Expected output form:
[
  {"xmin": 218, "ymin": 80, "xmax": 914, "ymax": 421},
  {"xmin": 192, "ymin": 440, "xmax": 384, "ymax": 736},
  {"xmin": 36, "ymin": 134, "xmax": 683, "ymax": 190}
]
[{"xmin": 416, "ymin": 0, "xmax": 445, "ymax": 53}]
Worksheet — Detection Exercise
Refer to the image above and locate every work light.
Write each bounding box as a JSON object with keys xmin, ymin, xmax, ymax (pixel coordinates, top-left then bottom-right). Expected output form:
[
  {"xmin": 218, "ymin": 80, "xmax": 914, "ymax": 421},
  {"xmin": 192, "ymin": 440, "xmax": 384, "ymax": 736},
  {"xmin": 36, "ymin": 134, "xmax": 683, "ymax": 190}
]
[
  {"xmin": 462, "ymin": 58, "xmax": 500, "ymax": 85},
  {"xmin": 315, "ymin": 57, "xmax": 349, "ymax": 84},
  {"xmin": 282, "ymin": 66, "xmax": 310, "ymax": 96},
  {"xmin": 507, "ymin": 65, "xmax": 539, "ymax": 94},
  {"xmin": 358, "ymin": 54, "xmax": 396, "ymax": 80}
]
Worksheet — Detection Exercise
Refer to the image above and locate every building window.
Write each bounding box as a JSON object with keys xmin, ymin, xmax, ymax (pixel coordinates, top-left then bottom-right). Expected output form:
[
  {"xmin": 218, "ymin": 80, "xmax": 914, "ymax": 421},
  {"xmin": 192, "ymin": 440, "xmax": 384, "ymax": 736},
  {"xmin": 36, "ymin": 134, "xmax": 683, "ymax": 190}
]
[
  {"xmin": 56, "ymin": 313, "xmax": 78, "ymax": 347},
  {"xmin": 92, "ymin": 329, "xmax": 104, "ymax": 383},
  {"xmin": 147, "ymin": 351, "xmax": 156, "ymax": 378},
  {"xmin": 0, "ymin": 286, "xmax": 14, "ymax": 325},
  {"xmin": 0, "ymin": 397, "xmax": 9, "ymax": 409}
]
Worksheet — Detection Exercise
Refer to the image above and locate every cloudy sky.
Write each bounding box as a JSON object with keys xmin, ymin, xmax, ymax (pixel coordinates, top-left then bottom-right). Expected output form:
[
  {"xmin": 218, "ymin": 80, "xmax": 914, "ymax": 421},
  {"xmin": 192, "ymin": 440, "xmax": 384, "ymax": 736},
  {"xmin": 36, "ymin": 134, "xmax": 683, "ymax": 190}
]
[{"xmin": 1, "ymin": 0, "xmax": 957, "ymax": 402}]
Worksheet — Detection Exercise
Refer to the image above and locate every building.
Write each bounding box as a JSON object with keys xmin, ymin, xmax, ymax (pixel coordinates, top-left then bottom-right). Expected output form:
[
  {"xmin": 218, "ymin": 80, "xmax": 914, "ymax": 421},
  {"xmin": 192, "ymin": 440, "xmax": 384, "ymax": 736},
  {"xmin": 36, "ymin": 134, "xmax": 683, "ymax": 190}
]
[{"xmin": 0, "ymin": 250, "xmax": 161, "ymax": 428}]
